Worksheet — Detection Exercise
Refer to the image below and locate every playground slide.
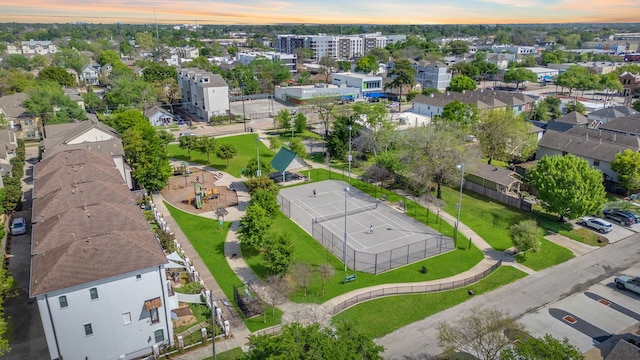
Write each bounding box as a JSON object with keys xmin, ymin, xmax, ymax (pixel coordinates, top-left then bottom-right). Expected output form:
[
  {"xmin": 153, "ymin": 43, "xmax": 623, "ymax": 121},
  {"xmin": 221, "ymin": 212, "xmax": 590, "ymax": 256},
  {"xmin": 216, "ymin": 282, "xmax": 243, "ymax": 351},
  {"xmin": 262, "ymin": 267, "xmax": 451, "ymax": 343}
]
[{"xmin": 196, "ymin": 193, "xmax": 203, "ymax": 209}]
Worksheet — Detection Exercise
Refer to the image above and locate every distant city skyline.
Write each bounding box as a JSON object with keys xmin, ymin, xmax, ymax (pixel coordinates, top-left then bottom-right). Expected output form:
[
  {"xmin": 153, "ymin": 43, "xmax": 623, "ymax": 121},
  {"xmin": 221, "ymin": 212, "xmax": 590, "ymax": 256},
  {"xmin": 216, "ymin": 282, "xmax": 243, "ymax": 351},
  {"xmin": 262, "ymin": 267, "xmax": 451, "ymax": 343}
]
[{"xmin": 1, "ymin": 0, "xmax": 639, "ymax": 25}]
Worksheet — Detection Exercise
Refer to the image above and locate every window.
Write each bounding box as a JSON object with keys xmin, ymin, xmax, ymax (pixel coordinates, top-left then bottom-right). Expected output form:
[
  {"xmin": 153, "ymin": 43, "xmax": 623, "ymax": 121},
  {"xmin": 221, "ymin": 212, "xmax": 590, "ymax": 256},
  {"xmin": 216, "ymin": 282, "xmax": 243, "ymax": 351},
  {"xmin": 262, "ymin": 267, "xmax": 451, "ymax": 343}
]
[
  {"xmin": 59, "ymin": 296, "xmax": 68, "ymax": 308},
  {"xmin": 123, "ymin": 312, "xmax": 132, "ymax": 325},
  {"xmin": 89, "ymin": 288, "xmax": 98, "ymax": 300},
  {"xmin": 150, "ymin": 308, "xmax": 159, "ymax": 324},
  {"xmin": 84, "ymin": 323, "xmax": 93, "ymax": 336},
  {"xmin": 154, "ymin": 329, "xmax": 165, "ymax": 343},
  {"xmin": 593, "ymin": 160, "xmax": 600, "ymax": 167}
]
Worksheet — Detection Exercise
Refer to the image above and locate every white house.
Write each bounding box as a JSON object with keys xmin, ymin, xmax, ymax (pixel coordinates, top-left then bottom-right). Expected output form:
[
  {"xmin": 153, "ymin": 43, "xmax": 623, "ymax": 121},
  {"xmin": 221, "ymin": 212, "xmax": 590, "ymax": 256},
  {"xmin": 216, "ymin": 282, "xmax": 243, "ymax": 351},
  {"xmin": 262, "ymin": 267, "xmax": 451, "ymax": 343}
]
[
  {"xmin": 178, "ymin": 68, "xmax": 230, "ymax": 121},
  {"xmin": 31, "ymin": 149, "xmax": 174, "ymax": 360},
  {"xmin": 236, "ymin": 51, "xmax": 297, "ymax": 73},
  {"xmin": 145, "ymin": 106, "xmax": 174, "ymax": 126},
  {"xmin": 411, "ymin": 60, "xmax": 452, "ymax": 91},
  {"xmin": 80, "ymin": 63, "xmax": 101, "ymax": 87}
]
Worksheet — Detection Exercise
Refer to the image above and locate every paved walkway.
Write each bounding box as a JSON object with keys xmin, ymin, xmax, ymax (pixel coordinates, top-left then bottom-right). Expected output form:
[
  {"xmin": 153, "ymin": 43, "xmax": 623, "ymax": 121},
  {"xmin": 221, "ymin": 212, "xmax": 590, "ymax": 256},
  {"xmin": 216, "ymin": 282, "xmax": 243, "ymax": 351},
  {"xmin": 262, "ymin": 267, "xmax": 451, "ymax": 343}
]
[{"xmin": 157, "ymin": 131, "xmax": 540, "ymax": 359}]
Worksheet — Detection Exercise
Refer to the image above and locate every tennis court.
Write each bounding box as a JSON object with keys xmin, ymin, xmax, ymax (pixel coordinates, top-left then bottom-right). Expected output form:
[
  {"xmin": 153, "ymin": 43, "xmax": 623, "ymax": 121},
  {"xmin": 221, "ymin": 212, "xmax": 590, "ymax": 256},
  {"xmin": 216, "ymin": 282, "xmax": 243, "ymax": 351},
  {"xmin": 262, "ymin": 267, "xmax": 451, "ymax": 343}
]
[{"xmin": 279, "ymin": 180, "xmax": 454, "ymax": 274}]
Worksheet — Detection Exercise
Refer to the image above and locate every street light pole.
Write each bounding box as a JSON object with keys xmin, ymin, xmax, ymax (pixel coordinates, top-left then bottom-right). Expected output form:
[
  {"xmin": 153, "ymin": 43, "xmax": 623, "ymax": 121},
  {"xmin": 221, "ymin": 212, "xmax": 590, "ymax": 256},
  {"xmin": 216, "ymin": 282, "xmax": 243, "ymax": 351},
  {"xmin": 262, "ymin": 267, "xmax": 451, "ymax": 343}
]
[
  {"xmin": 455, "ymin": 164, "xmax": 464, "ymax": 245},
  {"xmin": 255, "ymin": 137, "xmax": 261, "ymax": 177},
  {"xmin": 343, "ymin": 187, "xmax": 350, "ymax": 271},
  {"xmin": 348, "ymin": 125, "xmax": 352, "ymax": 184}
]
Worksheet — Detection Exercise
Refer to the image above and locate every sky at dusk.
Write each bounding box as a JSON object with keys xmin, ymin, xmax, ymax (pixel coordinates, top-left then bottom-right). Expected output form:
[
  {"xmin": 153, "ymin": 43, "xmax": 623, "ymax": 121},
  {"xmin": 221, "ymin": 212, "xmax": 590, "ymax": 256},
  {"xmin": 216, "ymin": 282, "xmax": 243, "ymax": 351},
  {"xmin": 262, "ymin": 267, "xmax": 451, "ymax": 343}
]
[{"xmin": 1, "ymin": 0, "xmax": 639, "ymax": 25}]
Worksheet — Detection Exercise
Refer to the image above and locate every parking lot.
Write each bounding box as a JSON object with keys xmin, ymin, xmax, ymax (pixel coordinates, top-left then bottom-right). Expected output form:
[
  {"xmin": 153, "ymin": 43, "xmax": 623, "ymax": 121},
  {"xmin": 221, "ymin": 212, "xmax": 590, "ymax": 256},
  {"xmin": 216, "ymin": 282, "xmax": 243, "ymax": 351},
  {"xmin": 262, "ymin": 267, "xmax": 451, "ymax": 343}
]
[
  {"xmin": 518, "ymin": 266, "xmax": 640, "ymax": 357},
  {"xmin": 573, "ymin": 218, "xmax": 636, "ymax": 243}
]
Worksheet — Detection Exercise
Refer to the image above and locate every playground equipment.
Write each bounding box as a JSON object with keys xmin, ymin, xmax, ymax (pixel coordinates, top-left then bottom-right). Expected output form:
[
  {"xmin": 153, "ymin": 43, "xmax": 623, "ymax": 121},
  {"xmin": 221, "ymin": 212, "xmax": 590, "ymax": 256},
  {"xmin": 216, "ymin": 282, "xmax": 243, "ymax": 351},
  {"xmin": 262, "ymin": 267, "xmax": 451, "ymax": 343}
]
[{"xmin": 194, "ymin": 182, "xmax": 203, "ymax": 209}]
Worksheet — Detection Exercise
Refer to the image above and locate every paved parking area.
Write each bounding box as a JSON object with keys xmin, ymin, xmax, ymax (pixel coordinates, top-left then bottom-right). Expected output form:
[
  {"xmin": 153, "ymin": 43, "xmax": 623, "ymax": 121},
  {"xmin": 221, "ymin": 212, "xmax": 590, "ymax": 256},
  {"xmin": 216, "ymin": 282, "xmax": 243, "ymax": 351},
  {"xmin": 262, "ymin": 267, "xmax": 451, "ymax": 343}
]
[
  {"xmin": 572, "ymin": 220, "xmax": 636, "ymax": 243},
  {"xmin": 518, "ymin": 266, "xmax": 640, "ymax": 356}
]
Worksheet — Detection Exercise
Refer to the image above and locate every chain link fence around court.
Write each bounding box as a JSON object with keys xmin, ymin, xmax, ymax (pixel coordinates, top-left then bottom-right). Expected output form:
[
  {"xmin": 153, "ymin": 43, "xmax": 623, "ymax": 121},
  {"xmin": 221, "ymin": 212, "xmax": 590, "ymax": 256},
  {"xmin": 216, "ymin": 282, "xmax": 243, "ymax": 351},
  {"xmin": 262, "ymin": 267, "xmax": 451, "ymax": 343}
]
[
  {"xmin": 277, "ymin": 194, "xmax": 291, "ymax": 217},
  {"xmin": 331, "ymin": 260, "xmax": 503, "ymax": 315},
  {"xmin": 311, "ymin": 220, "xmax": 455, "ymax": 275}
]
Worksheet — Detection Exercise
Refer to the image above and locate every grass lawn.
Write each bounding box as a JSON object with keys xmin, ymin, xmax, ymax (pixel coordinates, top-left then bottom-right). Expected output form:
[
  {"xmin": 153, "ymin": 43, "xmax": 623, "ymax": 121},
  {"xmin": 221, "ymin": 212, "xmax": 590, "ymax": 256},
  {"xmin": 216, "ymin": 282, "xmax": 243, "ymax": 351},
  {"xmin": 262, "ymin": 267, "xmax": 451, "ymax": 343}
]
[
  {"xmin": 168, "ymin": 134, "xmax": 274, "ymax": 177},
  {"xmin": 164, "ymin": 202, "xmax": 282, "ymax": 330},
  {"xmin": 204, "ymin": 347, "xmax": 245, "ymax": 360},
  {"xmin": 332, "ymin": 265, "xmax": 527, "ymax": 339},
  {"xmin": 243, "ymin": 184, "xmax": 485, "ymax": 303},
  {"xmin": 515, "ymin": 238, "xmax": 574, "ymax": 271},
  {"xmin": 174, "ymin": 304, "xmax": 210, "ymax": 335}
]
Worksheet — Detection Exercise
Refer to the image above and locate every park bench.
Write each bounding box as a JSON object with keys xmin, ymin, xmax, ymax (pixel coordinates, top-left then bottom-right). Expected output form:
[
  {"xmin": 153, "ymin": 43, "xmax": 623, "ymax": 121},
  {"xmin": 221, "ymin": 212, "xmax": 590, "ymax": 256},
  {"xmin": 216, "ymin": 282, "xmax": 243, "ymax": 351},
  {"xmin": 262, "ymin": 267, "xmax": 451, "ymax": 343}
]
[{"xmin": 343, "ymin": 274, "xmax": 357, "ymax": 284}]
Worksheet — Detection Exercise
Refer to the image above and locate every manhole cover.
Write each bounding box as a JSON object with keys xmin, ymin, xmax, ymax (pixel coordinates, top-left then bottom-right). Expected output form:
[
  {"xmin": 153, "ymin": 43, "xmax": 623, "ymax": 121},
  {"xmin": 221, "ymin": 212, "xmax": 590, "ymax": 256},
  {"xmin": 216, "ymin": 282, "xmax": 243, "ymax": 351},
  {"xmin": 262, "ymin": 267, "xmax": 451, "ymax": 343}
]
[
  {"xmin": 599, "ymin": 299, "xmax": 611, "ymax": 306},
  {"xmin": 563, "ymin": 315, "xmax": 577, "ymax": 324}
]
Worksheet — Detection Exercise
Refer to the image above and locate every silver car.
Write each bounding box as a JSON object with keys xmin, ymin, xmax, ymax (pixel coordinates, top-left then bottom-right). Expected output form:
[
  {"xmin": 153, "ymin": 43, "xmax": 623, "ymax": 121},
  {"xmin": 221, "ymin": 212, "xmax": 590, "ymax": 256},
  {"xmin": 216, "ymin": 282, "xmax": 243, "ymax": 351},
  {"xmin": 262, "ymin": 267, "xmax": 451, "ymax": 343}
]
[
  {"xmin": 578, "ymin": 216, "xmax": 612, "ymax": 233},
  {"xmin": 10, "ymin": 217, "xmax": 26, "ymax": 236}
]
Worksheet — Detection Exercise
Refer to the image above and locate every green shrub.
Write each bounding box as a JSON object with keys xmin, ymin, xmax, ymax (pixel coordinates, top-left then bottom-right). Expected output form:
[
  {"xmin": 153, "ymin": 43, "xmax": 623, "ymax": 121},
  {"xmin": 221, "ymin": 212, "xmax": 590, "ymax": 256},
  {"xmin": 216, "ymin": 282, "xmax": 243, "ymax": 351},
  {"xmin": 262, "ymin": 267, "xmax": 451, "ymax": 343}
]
[{"xmin": 174, "ymin": 281, "xmax": 203, "ymax": 294}]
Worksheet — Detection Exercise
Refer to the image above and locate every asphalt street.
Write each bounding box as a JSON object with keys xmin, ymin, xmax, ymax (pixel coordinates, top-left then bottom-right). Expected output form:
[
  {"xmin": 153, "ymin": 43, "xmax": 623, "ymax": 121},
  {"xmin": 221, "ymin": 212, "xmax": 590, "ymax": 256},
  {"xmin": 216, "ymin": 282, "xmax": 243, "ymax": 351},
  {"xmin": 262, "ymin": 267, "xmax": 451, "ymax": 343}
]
[{"xmin": 378, "ymin": 232, "xmax": 640, "ymax": 358}]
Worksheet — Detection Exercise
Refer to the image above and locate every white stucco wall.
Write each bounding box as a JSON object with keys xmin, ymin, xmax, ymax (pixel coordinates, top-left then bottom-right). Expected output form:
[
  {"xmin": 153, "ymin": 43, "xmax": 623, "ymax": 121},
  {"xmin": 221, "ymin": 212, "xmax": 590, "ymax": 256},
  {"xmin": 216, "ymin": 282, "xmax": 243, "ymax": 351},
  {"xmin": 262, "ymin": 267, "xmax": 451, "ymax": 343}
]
[
  {"xmin": 67, "ymin": 128, "xmax": 116, "ymax": 145},
  {"xmin": 203, "ymin": 86, "xmax": 230, "ymax": 119},
  {"xmin": 37, "ymin": 266, "xmax": 173, "ymax": 360},
  {"xmin": 412, "ymin": 102, "xmax": 444, "ymax": 117}
]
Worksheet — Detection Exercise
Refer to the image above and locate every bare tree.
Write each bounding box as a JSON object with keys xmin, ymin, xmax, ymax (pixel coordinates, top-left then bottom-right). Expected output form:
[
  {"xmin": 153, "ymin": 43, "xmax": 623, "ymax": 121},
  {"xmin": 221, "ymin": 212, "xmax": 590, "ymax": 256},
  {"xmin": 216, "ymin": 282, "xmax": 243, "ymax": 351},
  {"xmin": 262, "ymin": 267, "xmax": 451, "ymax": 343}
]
[
  {"xmin": 309, "ymin": 94, "xmax": 338, "ymax": 138},
  {"xmin": 437, "ymin": 306, "xmax": 524, "ymax": 360},
  {"xmin": 364, "ymin": 164, "xmax": 394, "ymax": 188},
  {"xmin": 253, "ymin": 276, "xmax": 290, "ymax": 323},
  {"xmin": 292, "ymin": 263, "xmax": 314, "ymax": 298},
  {"xmin": 317, "ymin": 263, "xmax": 335, "ymax": 297},
  {"xmin": 319, "ymin": 56, "xmax": 338, "ymax": 83}
]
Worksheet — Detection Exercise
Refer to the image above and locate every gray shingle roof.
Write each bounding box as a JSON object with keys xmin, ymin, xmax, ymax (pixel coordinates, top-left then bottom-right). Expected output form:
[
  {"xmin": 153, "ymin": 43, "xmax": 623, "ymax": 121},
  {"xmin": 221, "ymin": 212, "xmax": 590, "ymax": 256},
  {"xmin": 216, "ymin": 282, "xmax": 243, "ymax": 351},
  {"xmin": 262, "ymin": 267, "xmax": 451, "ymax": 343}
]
[
  {"xmin": 41, "ymin": 117, "xmax": 118, "ymax": 152},
  {"xmin": 589, "ymin": 106, "xmax": 640, "ymax": 120},
  {"xmin": 538, "ymin": 130, "xmax": 636, "ymax": 162},
  {"xmin": 468, "ymin": 162, "xmax": 521, "ymax": 187},
  {"xmin": 30, "ymin": 149, "xmax": 166, "ymax": 297},
  {"xmin": 555, "ymin": 111, "xmax": 589, "ymax": 125},
  {"xmin": 599, "ymin": 117, "xmax": 640, "ymax": 136},
  {"xmin": 0, "ymin": 93, "xmax": 29, "ymax": 118},
  {"xmin": 412, "ymin": 90, "xmax": 534, "ymax": 110}
]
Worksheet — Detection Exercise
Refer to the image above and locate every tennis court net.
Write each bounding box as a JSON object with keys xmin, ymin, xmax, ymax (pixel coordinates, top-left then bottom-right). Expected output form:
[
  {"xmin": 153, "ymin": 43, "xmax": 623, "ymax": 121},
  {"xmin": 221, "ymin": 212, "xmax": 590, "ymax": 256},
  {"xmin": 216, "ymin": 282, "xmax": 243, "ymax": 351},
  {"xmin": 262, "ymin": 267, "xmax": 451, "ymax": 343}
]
[{"xmin": 314, "ymin": 202, "xmax": 378, "ymax": 223}]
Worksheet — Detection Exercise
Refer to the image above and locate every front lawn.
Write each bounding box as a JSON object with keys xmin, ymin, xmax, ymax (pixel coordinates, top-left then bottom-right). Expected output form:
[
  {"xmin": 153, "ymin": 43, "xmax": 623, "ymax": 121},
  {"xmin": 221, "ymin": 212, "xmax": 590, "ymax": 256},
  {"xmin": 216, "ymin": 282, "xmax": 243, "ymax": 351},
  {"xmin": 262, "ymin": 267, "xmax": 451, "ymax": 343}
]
[
  {"xmin": 514, "ymin": 238, "xmax": 574, "ymax": 271},
  {"xmin": 332, "ymin": 265, "xmax": 527, "ymax": 339},
  {"xmin": 168, "ymin": 134, "xmax": 274, "ymax": 177}
]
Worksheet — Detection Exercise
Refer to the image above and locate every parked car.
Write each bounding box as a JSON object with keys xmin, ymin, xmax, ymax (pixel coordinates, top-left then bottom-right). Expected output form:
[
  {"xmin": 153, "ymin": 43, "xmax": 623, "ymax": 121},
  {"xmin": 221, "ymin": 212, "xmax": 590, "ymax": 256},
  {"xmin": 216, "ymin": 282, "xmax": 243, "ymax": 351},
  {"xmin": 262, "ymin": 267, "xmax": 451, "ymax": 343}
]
[
  {"xmin": 179, "ymin": 132, "xmax": 196, "ymax": 137},
  {"xmin": 603, "ymin": 209, "xmax": 635, "ymax": 226},
  {"xmin": 10, "ymin": 216, "xmax": 26, "ymax": 236},
  {"xmin": 615, "ymin": 209, "xmax": 640, "ymax": 224},
  {"xmin": 615, "ymin": 275, "xmax": 640, "ymax": 294},
  {"xmin": 578, "ymin": 216, "xmax": 613, "ymax": 233}
]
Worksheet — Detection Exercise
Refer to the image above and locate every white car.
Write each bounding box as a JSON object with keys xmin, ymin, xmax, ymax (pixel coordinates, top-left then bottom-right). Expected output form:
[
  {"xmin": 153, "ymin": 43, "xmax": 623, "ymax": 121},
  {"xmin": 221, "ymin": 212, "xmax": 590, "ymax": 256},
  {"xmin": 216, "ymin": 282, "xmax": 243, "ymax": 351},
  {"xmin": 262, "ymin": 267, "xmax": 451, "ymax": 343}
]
[
  {"xmin": 179, "ymin": 132, "xmax": 196, "ymax": 137},
  {"xmin": 578, "ymin": 216, "xmax": 612, "ymax": 233},
  {"xmin": 10, "ymin": 216, "xmax": 26, "ymax": 236}
]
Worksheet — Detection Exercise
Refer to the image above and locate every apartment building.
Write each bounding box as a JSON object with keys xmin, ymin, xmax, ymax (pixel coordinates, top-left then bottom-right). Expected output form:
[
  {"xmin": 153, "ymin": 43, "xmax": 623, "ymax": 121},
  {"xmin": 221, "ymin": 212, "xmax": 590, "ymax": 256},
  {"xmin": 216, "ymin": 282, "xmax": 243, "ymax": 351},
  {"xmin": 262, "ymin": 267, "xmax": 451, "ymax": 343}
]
[
  {"xmin": 31, "ymin": 149, "xmax": 173, "ymax": 360},
  {"xmin": 411, "ymin": 60, "xmax": 452, "ymax": 91},
  {"xmin": 6, "ymin": 40, "xmax": 57, "ymax": 55},
  {"xmin": 276, "ymin": 33, "xmax": 406, "ymax": 60},
  {"xmin": 178, "ymin": 68, "xmax": 230, "ymax": 121},
  {"xmin": 236, "ymin": 51, "xmax": 297, "ymax": 73}
]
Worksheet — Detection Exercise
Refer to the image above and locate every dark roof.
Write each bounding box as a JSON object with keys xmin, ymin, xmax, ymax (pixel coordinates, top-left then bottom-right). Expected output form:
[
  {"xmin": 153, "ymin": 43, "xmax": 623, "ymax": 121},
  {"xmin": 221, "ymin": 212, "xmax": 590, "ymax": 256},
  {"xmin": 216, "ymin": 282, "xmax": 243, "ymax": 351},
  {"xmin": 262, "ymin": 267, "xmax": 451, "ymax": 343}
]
[
  {"xmin": 605, "ymin": 339, "xmax": 640, "ymax": 360},
  {"xmin": 412, "ymin": 90, "xmax": 534, "ymax": 110},
  {"xmin": 538, "ymin": 130, "xmax": 636, "ymax": 162},
  {"xmin": 600, "ymin": 117, "xmax": 640, "ymax": 135},
  {"xmin": 545, "ymin": 120, "xmax": 576, "ymax": 132},
  {"xmin": 467, "ymin": 162, "xmax": 521, "ymax": 187},
  {"xmin": 0, "ymin": 93, "xmax": 29, "ymax": 118},
  {"xmin": 566, "ymin": 127, "xmax": 640, "ymax": 147},
  {"xmin": 555, "ymin": 111, "xmax": 589, "ymax": 125},
  {"xmin": 589, "ymin": 106, "xmax": 640, "ymax": 120},
  {"xmin": 530, "ymin": 120, "xmax": 548, "ymax": 130},
  {"xmin": 30, "ymin": 149, "xmax": 166, "ymax": 297},
  {"xmin": 42, "ymin": 138, "xmax": 125, "ymax": 159},
  {"xmin": 144, "ymin": 106, "xmax": 171, "ymax": 118}
]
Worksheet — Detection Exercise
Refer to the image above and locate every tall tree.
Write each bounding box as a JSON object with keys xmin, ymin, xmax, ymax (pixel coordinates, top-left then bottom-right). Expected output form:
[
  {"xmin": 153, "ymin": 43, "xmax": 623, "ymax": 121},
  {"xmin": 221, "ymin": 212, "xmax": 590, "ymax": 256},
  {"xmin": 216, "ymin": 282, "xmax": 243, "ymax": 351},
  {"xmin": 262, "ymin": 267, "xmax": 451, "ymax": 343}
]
[
  {"xmin": 196, "ymin": 136, "xmax": 217, "ymax": 163},
  {"xmin": 157, "ymin": 78, "xmax": 181, "ymax": 114},
  {"xmin": 38, "ymin": 66, "xmax": 76, "ymax": 87},
  {"xmin": 216, "ymin": 143, "xmax": 238, "ymax": 168},
  {"xmin": 400, "ymin": 125, "xmax": 475, "ymax": 199},
  {"xmin": 319, "ymin": 56, "xmax": 337, "ymax": 83},
  {"xmin": 245, "ymin": 322, "xmax": 384, "ymax": 360},
  {"xmin": 354, "ymin": 54, "xmax": 378, "ymax": 74},
  {"xmin": 440, "ymin": 100, "xmax": 478, "ymax": 128},
  {"xmin": 503, "ymin": 68, "xmax": 537, "ymax": 90},
  {"xmin": 317, "ymin": 263, "xmax": 335, "ymax": 297},
  {"xmin": 510, "ymin": 220, "xmax": 543, "ymax": 259},
  {"xmin": 611, "ymin": 149, "xmax": 640, "ymax": 195},
  {"xmin": 475, "ymin": 109, "xmax": 537, "ymax": 165},
  {"xmin": 238, "ymin": 204, "xmax": 273, "ymax": 250},
  {"xmin": 447, "ymin": 75, "xmax": 478, "ymax": 92},
  {"xmin": 527, "ymin": 154, "xmax": 606, "ymax": 221},
  {"xmin": 288, "ymin": 138, "xmax": 307, "ymax": 159},
  {"xmin": 23, "ymin": 81, "xmax": 87, "ymax": 125},
  {"xmin": 291, "ymin": 263, "xmax": 313, "ymax": 298},
  {"xmin": 263, "ymin": 231, "xmax": 295, "ymax": 276},
  {"xmin": 501, "ymin": 334, "xmax": 583, "ymax": 360},
  {"xmin": 437, "ymin": 307, "xmax": 524, "ymax": 360},
  {"xmin": 385, "ymin": 59, "xmax": 415, "ymax": 111},
  {"xmin": 309, "ymin": 94, "xmax": 338, "ymax": 138},
  {"xmin": 351, "ymin": 103, "xmax": 395, "ymax": 158},
  {"xmin": 178, "ymin": 135, "xmax": 198, "ymax": 160}
]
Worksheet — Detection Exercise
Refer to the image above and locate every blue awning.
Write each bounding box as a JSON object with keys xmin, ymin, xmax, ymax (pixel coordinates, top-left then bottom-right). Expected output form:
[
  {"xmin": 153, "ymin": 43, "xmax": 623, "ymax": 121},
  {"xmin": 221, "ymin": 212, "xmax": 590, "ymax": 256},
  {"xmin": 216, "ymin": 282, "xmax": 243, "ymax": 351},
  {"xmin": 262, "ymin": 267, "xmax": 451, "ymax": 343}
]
[
  {"xmin": 364, "ymin": 92, "xmax": 385, "ymax": 98},
  {"xmin": 341, "ymin": 95, "xmax": 354, "ymax": 100}
]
